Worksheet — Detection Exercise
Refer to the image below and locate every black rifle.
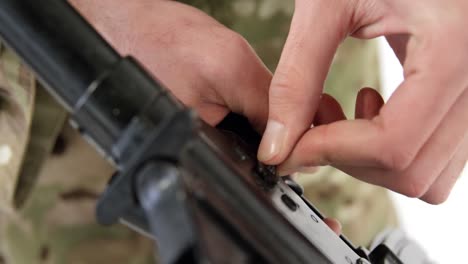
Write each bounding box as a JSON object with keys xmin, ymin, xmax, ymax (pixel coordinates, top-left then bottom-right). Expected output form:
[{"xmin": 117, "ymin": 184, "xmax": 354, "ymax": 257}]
[{"xmin": 0, "ymin": 0, "xmax": 430, "ymax": 263}]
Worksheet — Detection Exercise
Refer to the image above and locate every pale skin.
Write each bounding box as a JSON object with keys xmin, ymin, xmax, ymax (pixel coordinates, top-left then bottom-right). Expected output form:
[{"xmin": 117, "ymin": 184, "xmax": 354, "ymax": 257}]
[
  {"xmin": 257, "ymin": 0, "xmax": 468, "ymax": 205},
  {"xmin": 70, "ymin": 0, "xmax": 466, "ymax": 221}
]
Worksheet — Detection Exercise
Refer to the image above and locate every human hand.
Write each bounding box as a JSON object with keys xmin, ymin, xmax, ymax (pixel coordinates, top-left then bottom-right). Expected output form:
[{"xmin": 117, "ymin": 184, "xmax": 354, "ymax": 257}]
[
  {"xmin": 258, "ymin": 0, "xmax": 468, "ymax": 204},
  {"xmin": 70, "ymin": 0, "xmax": 272, "ymax": 129}
]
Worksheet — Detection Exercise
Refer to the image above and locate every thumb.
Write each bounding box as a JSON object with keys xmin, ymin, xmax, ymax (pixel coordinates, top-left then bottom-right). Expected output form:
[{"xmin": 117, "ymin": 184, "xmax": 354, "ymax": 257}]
[{"xmin": 258, "ymin": 0, "xmax": 354, "ymax": 164}]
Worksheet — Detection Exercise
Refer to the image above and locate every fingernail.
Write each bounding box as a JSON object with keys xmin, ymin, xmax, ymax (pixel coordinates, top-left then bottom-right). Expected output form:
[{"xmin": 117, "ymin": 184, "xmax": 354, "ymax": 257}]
[{"xmin": 258, "ymin": 120, "xmax": 287, "ymax": 162}]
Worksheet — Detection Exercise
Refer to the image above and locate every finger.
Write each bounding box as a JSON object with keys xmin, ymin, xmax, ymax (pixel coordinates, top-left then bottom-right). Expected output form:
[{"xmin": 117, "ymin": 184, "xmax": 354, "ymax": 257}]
[
  {"xmin": 277, "ymin": 43, "xmax": 468, "ymax": 172},
  {"xmin": 420, "ymin": 134, "xmax": 468, "ymax": 204},
  {"xmin": 292, "ymin": 91, "xmax": 371, "ymax": 175},
  {"xmin": 355, "ymin": 88, "xmax": 384, "ymax": 119},
  {"xmin": 258, "ymin": 0, "xmax": 353, "ymax": 164},
  {"xmin": 292, "ymin": 88, "xmax": 468, "ymax": 198},
  {"xmin": 286, "ymin": 94, "xmax": 345, "ymax": 175},
  {"xmin": 323, "ymin": 218, "xmax": 342, "ymax": 235},
  {"xmin": 335, "ymin": 133, "xmax": 466, "ymax": 202},
  {"xmin": 313, "ymin": 94, "xmax": 347, "ymax": 126},
  {"xmin": 380, "ymin": 86, "xmax": 468, "ymax": 196}
]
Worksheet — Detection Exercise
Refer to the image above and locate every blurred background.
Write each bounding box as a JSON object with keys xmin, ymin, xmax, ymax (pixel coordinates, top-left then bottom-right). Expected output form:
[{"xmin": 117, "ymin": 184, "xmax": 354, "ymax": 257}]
[{"xmin": 378, "ymin": 38, "xmax": 468, "ymax": 263}]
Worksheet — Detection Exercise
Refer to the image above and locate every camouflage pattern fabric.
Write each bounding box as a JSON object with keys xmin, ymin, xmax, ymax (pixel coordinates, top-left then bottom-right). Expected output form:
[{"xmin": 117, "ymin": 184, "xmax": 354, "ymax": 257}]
[
  {"xmin": 0, "ymin": 42, "xmax": 35, "ymax": 210},
  {"xmin": 0, "ymin": 0, "xmax": 397, "ymax": 263},
  {"xmin": 13, "ymin": 84, "xmax": 68, "ymax": 208},
  {"xmin": 2, "ymin": 124, "xmax": 155, "ymax": 264}
]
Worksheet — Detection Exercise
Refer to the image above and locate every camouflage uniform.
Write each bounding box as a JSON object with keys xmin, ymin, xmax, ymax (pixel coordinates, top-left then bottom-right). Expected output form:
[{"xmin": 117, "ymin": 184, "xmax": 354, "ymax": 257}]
[{"xmin": 0, "ymin": 0, "xmax": 397, "ymax": 263}]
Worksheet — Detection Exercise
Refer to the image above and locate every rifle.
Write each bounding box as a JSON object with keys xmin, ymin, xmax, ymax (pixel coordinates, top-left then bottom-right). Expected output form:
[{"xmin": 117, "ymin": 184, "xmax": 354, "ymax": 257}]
[{"xmin": 0, "ymin": 0, "xmax": 430, "ymax": 263}]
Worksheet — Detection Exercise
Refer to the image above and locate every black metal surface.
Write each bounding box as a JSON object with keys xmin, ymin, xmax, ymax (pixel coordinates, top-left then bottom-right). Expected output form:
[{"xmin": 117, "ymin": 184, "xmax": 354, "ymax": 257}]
[
  {"xmin": 71, "ymin": 57, "xmax": 180, "ymax": 165},
  {"xmin": 0, "ymin": 0, "xmax": 118, "ymax": 107},
  {"xmin": 136, "ymin": 162, "xmax": 197, "ymax": 264},
  {"xmin": 369, "ymin": 245, "xmax": 404, "ymax": 264},
  {"xmin": 285, "ymin": 176, "xmax": 304, "ymax": 196},
  {"xmin": 182, "ymin": 138, "xmax": 332, "ymax": 264},
  {"xmin": 96, "ymin": 110, "xmax": 197, "ymax": 227}
]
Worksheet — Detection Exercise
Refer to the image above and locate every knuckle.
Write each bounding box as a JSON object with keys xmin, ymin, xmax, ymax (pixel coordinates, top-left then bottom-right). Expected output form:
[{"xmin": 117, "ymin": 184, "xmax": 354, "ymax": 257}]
[
  {"xmin": 200, "ymin": 56, "xmax": 226, "ymax": 81},
  {"xmin": 372, "ymin": 115, "xmax": 418, "ymax": 172},
  {"xmin": 269, "ymin": 80, "xmax": 295, "ymax": 105},
  {"xmin": 423, "ymin": 192, "xmax": 450, "ymax": 205},
  {"xmin": 385, "ymin": 146, "xmax": 416, "ymax": 171},
  {"xmin": 316, "ymin": 125, "xmax": 333, "ymax": 166},
  {"xmin": 201, "ymin": 31, "xmax": 252, "ymax": 78},
  {"xmin": 351, "ymin": 0, "xmax": 379, "ymax": 27},
  {"xmin": 298, "ymin": 125, "xmax": 332, "ymax": 166},
  {"xmin": 221, "ymin": 32, "xmax": 252, "ymax": 63},
  {"xmin": 422, "ymin": 172, "xmax": 461, "ymax": 205},
  {"xmin": 374, "ymin": 122, "xmax": 417, "ymax": 171},
  {"xmin": 228, "ymin": 32, "xmax": 252, "ymax": 54},
  {"xmin": 270, "ymin": 71, "xmax": 310, "ymax": 108},
  {"xmin": 398, "ymin": 173, "xmax": 430, "ymax": 198}
]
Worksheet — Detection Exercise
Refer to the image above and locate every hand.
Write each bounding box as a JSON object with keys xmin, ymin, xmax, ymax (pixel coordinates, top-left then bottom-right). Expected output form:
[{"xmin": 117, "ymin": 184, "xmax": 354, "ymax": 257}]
[
  {"xmin": 70, "ymin": 0, "xmax": 271, "ymax": 130},
  {"xmin": 258, "ymin": 0, "xmax": 468, "ymax": 204}
]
